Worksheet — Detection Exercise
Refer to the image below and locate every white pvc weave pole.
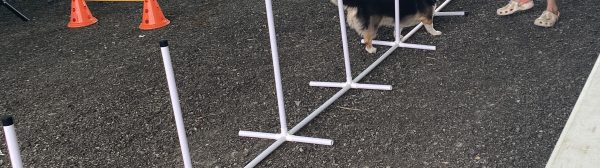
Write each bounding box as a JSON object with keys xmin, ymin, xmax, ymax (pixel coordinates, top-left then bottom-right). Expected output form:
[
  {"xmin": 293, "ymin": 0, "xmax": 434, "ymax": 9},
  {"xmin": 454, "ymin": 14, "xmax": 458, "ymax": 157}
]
[
  {"xmin": 395, "ymin": 0, "xmax": 401, "ymax": 43},
  {"xmin": 264, "ymin": 0, "xmax": 290, "ymax": 134},
  {"xmin": 159, "ymin": 40, "xmax": 193, "ymax": 168},
  {"xmin": 243, "ymin": 0, "xmax": 298, "ymax": 167},
  {"xmin": 2, "ymin": 116, "xmax": 23, "ymax": 168},
  {"xmin": 337, "ymin": 0, "xmax": 353, "ymax": 83}
]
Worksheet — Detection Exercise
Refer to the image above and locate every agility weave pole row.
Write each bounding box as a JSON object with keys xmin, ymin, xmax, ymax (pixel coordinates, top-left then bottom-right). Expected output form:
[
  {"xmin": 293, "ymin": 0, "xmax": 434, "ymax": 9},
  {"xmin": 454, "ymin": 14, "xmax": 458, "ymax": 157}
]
[{"xmin": 239, "ymin": 0, "xmax": 463, "ymax": 167}]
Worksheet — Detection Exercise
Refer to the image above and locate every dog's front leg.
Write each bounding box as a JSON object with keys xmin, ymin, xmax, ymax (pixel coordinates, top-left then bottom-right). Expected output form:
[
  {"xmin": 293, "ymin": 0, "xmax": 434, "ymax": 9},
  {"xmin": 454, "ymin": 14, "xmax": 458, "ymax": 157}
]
[
  {"xmin": 364, "ymin": 16, "xmax": 383, "ymax": 54},
  {"xmin": 364, "ymin": 32, "xmax": 377, "ymax": 53}
]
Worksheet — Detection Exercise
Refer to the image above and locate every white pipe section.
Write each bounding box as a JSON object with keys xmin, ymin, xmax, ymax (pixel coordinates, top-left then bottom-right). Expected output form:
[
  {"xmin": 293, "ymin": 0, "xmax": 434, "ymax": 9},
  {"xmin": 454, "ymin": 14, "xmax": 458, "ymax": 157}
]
[
  {"xmin": 395, "ymin": 0, "xmax": 401, "ymax": 42},
  {"xmin": 336, "ymin": 0, "xmax": 354, "ymax": 83},
  {"xmin": 244, "ymin": 138, "xmax": 286, "ymax": 168},
  {"xmin": 355, "ymin": 46, "xmax": 399, "ymax": 81},
  {"xmin": 436, "ymin": 0, "xmax": 453, "ymax": 11},
  {"xmin": 2, "ymin": 116, "xmax": 23, "ymax": 168},
  {"xmin": 160, "ymin": 41, "xmax": 193, "ymax": 168},
  {"xmin": 240, "ymin": 131, "xmax": 333, "ymax": 145},
  {"xmin": 351, "ymin": 83, "xmax": 393, "ymax": 90},
  {"xmin": 239, "ymin": 131, "xmax": 282, "ymax": 140},
  {"xmin": 286, "ymin": 135, "xmax": 333, "ymax": 145},
  {"xmin": 401, "ymin": 24, "xmax": 423, "ymax": 42},
  {"xmin": 309, "ymin": 81, "xmax": 347, "ymax": 88},
  {"xmin": 398, "ymin": 43, "xmax": 436, "ymax": 50},
  {"xmin": 434, "ymin": 11, "xmax": 465, "ymax": 16},
  {"xmin": 366, "ymin": 40, "xmax": 396, "ymax": 47},
  {"xmin": 264, "ymin": 0, "xmax": 289, "ymax": 134},
  {"xmin": 241, "ymin": 133, "xmax": 332, "ymax": 168},
  {"xmin": 289, "ymin": 86, "xmax": 352, "ymax": 134},
  {"xmin": 365, "ymin": 40, "xmax": 436, "ymax": 50},
  {"xmin": 310, "ymin": 81, "xmax": 392, "ymax": 90}
]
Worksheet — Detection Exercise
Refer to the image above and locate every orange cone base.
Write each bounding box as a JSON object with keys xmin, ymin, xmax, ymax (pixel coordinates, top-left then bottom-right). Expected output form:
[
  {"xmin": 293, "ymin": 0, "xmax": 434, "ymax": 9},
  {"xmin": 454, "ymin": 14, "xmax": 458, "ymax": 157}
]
[
  {"xmin": 68, "ymin": 17, "xmax": 98, "ymax": 28},
  {"xmin": 139, "ymin": 19, "xmax": 170, "ymax": 30}
]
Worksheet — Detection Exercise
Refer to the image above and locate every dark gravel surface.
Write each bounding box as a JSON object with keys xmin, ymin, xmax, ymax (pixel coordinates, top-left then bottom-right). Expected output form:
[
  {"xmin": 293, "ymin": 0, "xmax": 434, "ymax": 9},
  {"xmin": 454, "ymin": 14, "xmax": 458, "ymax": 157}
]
[{"xmin": 1, "ymin": 0, "xmax": 599, "ymax": 167}]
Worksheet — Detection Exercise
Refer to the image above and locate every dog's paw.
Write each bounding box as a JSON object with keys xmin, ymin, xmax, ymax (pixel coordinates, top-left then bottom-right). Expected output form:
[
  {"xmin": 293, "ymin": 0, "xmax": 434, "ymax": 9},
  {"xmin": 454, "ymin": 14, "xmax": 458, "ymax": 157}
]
[
  {"xmin": 430, "ymin": 31, "xmax": 442, "ymax": 36},
  {"xmin": 365, "ymin": 46, "xmax": 377, "ymax": 53}
]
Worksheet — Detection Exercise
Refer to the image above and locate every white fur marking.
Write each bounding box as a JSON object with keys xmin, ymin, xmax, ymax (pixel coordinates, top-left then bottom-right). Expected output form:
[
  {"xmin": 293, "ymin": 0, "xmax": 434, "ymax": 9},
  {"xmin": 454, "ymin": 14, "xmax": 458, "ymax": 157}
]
[
  {"xmin": 424, "ymin": 24, "xmax": 442, "ymax": 36},
  {"xmin": 365, "ymin": 46, "xmax": 377, "ymax": 53}
]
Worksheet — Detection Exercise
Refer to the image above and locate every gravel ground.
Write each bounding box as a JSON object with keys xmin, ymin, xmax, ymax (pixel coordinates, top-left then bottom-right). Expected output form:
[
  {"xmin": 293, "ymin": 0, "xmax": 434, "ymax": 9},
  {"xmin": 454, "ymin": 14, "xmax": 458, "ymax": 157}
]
[{"xmin": 0, "ymin": 0, "xmax": 599, "ymax": 167}]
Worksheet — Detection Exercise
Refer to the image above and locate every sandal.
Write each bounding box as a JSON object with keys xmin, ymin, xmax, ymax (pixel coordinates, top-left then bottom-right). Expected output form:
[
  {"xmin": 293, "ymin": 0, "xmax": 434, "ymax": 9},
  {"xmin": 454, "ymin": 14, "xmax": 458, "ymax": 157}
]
[
  {"xmin": 496, "ymin": 0, "xmax": 534, "ymax": 16},
  {"xmin": 534, "ymin": 10, "xmax": 560, "ymax": 27}
]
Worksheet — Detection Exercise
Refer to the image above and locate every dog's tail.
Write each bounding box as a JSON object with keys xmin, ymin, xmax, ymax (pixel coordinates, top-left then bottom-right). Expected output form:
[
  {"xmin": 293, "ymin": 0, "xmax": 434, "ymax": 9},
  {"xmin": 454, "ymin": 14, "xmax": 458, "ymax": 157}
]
[{"xmin": 329, "ymin": 0, "xmax": 361, "ymax": 7}]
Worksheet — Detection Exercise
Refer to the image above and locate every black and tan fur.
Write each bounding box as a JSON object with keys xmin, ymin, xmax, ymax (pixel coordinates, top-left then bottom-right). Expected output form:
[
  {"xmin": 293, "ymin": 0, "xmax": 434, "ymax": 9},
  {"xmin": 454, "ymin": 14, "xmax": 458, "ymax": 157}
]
[{"xmin": 331, "ymin": 0, "xmax": 441, "ymax": 53}]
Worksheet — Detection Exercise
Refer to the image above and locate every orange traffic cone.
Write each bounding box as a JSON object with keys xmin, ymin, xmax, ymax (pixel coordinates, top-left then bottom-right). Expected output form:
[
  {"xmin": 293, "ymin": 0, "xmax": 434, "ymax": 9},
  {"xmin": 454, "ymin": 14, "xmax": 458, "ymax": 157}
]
[
  {"xmin": 67, "ymin": 0, "xmax": 98, "ymax": 28},
  {"xmin": 139, "ymin": 0, "xmax": 170, "ymax": 30}
]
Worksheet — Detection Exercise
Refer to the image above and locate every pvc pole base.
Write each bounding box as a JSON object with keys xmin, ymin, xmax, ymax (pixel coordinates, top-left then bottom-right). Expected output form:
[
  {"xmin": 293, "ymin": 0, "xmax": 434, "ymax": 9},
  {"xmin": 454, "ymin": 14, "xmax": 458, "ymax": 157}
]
[
  {"xmin": 239, "ymin": 131, "xmax": 333, "ymax": 145},
  {"xmin": 309, "ymin": 81, "xmax": 392, "ymax": 90},
  {"xmin": 360, "ymin": 40, "xmax": 436, "ymax": 50}
]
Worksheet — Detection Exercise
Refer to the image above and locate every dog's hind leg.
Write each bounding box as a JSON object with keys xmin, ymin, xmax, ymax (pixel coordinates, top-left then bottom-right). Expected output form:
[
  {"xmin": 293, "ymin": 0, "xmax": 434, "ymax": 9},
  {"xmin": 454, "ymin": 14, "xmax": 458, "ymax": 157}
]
[
  {"xmin": 420, "ymin": 9, "xmax": 442, "ymax": 36},
  {"xmin": 364, "ymin": 16, "xmax": 382, "ymax": 54},
  {"xmin": 420, "ymin": 16, "xmax": 441, "ymax": 36}
]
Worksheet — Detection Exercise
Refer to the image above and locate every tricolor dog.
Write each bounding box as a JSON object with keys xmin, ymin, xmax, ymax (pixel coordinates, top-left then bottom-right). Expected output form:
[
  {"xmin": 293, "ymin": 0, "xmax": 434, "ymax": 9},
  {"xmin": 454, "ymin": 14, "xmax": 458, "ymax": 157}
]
[{"xmin": 331, "ymin": 0, "xmax": 441, "ymax": 53}]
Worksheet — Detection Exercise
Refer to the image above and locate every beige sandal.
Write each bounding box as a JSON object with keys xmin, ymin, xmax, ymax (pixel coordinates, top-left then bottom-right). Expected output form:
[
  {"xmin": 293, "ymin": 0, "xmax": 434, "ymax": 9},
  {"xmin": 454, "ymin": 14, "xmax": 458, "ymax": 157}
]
[
  {"xmin": 534, "ymin": 11, "xmax": 560, "ymax": 27},
  {"xmin": 497, "ymin": 0, "xmax": 534, "ymax": 16}
]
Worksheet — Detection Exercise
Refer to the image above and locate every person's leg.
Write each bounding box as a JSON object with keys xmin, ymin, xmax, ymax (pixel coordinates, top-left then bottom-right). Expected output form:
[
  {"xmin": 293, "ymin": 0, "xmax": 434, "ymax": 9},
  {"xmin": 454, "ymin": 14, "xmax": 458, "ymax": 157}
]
[
  {"xmin": 519, "ymin": 0, "xmax": 533, "ymax": 4},
  {"xmin": 546, "ymin": 0, "xmax": 559, "ymax": 14}
]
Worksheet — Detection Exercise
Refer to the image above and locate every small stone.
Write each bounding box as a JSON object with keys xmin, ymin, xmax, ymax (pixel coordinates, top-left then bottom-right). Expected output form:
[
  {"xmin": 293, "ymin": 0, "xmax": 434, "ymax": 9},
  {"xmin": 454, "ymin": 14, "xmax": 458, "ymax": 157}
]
[{"xmin": 455, "ymin": 142, "xmax": 463, "ymax": 148}]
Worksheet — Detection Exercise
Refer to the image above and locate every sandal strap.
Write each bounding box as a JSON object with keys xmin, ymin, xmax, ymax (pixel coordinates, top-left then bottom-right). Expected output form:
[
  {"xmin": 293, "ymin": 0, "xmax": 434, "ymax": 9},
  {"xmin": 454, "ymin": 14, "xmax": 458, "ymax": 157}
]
[
  {"xmin": 499, "ymin": 0, "xmax": 533, "ymax": 11},
  {"xmin": 539, "ymin": 11, "xmax": 559, "ymax": 21},
  {"xmin": 501, "ymin": 1, "xmax": 519, "ymax": 9}
]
